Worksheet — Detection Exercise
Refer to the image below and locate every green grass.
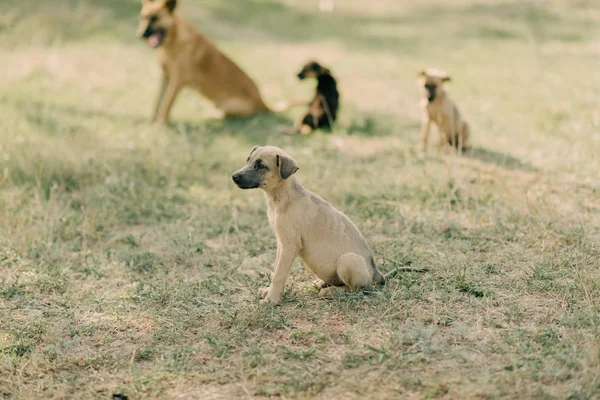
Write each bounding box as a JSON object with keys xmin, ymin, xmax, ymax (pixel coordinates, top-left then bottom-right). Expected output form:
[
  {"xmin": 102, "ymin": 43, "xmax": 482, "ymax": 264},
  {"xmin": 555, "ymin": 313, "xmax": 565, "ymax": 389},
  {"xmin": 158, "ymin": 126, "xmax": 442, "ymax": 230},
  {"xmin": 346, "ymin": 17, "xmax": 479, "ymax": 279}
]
[{"xmin": 1, "ymin": 0, "xmax": 600, "ymax": 398}]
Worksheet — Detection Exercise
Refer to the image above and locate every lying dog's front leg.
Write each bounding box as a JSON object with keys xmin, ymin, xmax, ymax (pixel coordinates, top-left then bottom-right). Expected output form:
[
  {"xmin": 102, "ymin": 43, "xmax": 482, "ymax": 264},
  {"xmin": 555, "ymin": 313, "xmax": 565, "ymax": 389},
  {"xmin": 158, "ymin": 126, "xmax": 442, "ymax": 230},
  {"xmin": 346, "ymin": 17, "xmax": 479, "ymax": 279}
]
[
  {"xmin": 260, "ymin": 245, "xmax": 297, "ymax": 304},
  {"xmin": 151, "ymin": 71, "xmax": 169, "ymax": 123},
  {"xmin": 153, "ymin": 78, "xmax": 182, "ymax": 125}
]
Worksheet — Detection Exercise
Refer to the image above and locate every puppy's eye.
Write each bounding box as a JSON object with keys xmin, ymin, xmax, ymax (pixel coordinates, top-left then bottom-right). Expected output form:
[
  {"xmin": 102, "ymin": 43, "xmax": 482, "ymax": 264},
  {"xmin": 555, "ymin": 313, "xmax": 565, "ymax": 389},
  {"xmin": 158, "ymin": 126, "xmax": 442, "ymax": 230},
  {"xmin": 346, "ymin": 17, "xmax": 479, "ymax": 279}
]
[
  {"xmin": 254, "ymin": 160, "xmax": 267, "ymax": 170},
  {"xmin": 149, "ymin": 15, "xmax": 158, "ymax": 23}
]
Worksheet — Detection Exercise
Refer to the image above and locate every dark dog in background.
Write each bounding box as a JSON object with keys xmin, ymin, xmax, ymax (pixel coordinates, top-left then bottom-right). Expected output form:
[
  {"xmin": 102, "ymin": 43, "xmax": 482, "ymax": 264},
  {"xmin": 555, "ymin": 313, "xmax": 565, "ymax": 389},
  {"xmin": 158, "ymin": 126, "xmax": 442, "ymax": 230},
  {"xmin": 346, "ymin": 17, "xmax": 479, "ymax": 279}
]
[
  {"xmin": 277, "ymin": 61, "xmax": 339, "ymax": 134},
  {"xmin": 296, "ymin": 61, "xmax": 339, "ymax": 134}
]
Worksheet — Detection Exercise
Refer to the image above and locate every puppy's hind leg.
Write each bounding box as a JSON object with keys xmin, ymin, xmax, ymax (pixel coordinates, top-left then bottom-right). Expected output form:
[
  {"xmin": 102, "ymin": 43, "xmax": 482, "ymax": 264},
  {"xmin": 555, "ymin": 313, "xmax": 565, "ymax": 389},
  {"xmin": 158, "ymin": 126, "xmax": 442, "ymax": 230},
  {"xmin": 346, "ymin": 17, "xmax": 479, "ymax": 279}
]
[
  {"xmin": 319, "ymin": 254, "xmax": 372, "ymax": 297},
  {"xmin": 336, "ymin": 253, "xmax": 373, "ymax": 290},
  {"xmin": 460, "ymin": 121, "xmax": 470, "ymax": 151}
]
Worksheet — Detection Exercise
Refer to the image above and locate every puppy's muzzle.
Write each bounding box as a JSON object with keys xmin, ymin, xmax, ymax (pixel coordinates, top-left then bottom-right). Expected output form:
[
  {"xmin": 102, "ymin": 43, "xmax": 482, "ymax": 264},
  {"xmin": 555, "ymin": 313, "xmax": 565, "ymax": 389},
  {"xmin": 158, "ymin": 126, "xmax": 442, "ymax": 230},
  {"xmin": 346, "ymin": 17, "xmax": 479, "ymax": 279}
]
[
  {"xmin": 232, "ymin": 173, "xmax": 243, "ymax": 185},
  {"xmin": 425, "ymin": 85, "xmax": 437, "ymax": 102},
  {"xmin": 232, "ymin": 172, "xmax": 260, "ymax": 189}
]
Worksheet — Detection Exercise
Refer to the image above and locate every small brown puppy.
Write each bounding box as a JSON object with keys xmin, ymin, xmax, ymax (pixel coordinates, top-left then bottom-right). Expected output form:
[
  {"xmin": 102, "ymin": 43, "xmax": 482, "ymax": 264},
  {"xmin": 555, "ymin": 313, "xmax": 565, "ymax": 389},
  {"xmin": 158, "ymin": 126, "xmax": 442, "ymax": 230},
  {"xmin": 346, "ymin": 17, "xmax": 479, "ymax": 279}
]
[
  {"xmin": 418, "ymin": 69, "xmax": 470, "ymax": 152},
  {"xmin": 280, "ymin": 61, "xmax": 339, "ymax": 134},
  {"xmin": 232, "ymin": 146, "xmax": 426, "ymax": 304},
  {"xmin": 136, "ymin": 0, "xmax": 269, "ymax": 124}
]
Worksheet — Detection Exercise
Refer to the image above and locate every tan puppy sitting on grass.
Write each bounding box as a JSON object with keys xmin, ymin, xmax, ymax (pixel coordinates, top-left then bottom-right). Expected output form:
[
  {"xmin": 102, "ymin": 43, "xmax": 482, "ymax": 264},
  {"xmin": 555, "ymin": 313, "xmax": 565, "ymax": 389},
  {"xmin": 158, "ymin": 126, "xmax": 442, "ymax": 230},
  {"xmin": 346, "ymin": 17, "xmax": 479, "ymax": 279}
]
[
  {"xmin": 136, "ymin": 0, "xmax": 269, "ymax": 124},
  {"xmin": 232, "ymin": 146, "xmax": 427, "ymax": 304},
  {"xmin": 418, "ymin": 69, "xmax": 470, "ymax": 152}
]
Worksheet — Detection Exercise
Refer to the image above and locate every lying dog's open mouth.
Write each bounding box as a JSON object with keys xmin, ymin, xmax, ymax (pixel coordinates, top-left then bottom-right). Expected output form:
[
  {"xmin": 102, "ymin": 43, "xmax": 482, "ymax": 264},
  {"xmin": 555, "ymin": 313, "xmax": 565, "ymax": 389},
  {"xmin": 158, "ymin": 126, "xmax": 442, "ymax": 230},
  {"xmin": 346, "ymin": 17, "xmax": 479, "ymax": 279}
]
[{"xmin": 142, "ymin": 28, "xmax": 166, "ymax": 48}]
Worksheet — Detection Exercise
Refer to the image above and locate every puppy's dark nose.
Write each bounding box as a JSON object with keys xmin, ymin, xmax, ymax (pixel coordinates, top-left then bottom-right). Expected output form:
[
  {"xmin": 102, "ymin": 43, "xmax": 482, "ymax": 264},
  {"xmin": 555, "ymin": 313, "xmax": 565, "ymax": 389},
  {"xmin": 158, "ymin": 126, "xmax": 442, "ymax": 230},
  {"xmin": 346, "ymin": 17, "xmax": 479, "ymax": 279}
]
[
  {"xmin": 297, "ymin": 73, "xmax": 304, "ymax": 80},
  {"xmin": 232, "ymin": 173, "xmax": 242, "ymax": 184}
]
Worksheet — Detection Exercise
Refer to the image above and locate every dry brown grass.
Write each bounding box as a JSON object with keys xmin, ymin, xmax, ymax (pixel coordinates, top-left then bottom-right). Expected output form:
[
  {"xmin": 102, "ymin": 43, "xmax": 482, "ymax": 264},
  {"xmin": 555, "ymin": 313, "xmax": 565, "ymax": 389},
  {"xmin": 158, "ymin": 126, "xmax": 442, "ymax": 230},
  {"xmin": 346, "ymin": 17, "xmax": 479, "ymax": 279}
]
[{"xmin": 1, "ymin": 0, "xmax": 600, "ymax": 399}]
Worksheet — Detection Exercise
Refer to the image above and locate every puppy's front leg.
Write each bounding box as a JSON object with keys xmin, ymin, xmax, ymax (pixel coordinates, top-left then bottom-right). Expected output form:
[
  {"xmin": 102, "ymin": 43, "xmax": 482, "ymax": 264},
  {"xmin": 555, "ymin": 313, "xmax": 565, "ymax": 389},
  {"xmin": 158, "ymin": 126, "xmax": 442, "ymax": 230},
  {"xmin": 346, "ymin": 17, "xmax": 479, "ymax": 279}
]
[
  {"xmin": 153, "ymin": 78, "xmax": 182, "ymax": 125},
  {"xmin": 419, "ymin": 117, "xmax": 431, "ymax": 150},
  {"xmin": 261, "ymin": 244, "xmax": 297, "ymax": 304}
]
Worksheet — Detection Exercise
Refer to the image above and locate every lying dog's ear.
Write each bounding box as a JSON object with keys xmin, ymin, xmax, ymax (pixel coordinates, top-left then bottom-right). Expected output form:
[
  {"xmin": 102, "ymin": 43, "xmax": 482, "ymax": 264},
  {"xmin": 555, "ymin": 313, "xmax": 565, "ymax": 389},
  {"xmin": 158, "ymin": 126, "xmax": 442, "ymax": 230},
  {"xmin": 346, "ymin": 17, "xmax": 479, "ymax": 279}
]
[
  {"xmin": 277, "ymin": 154, "xmax": 299, "ymax": 180},
  {"xmin": 164, "ymin": 0, "xmax": 177, "ymax": 12}
]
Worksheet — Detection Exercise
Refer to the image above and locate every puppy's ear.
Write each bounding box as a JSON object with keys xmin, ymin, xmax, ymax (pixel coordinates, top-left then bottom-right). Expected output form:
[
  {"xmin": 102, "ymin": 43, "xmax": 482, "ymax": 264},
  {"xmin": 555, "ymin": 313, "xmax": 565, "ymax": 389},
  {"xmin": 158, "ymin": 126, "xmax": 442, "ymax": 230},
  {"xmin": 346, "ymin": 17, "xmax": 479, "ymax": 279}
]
[
  {"xmin": 277, "ymin": 154, "xmax": 299, "ymax": 180},
  {"xmin": 321, "ymin": 66, "xmax": 331, "ymax": 75},
  {"xmin": 442, "ymin": 76, "xmax": 451, "ymax": 82},
  {"xmin": 164, "ymin": 0, "xmax": 177, "ymax": 12},
  {"xmin": 417, "ymin": 69, "xmax": 426, "ymax": 77},
  {"xmin": 246, "ymin": 146, "xmax": 260, "ymax": 162}
]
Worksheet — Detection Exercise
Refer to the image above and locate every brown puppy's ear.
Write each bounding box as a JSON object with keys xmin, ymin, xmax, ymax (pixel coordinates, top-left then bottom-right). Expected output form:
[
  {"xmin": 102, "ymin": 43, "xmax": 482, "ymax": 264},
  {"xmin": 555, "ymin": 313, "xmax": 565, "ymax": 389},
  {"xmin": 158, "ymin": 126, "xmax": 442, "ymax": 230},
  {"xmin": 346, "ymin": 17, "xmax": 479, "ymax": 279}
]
[
  {"xmin": 246, "ymin": 146, "xmax": 260, "ymax": 162},
  {"xmin": 442, "ymin": 76, "xmax": 451, "ymax": 82},
  {"xmin": 417, "ymin": 69, "xmax": 426, "ymax": 77},
  {"xmin": 164, "ymin": 0, "xmax": 177, "ymax": 12},
  {"xmin": 277, "ymin": 154, "xmax": 299, "ymax": 180}
]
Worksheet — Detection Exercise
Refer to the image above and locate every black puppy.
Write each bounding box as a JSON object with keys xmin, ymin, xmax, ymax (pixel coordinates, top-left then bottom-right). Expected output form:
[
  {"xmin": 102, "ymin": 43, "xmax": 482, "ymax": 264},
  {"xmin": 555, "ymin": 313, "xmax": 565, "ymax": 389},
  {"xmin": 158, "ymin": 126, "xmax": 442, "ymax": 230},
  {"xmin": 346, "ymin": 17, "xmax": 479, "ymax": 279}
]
[{"xmin": 294, "ymin": 61, "xmax": 339, "ymax": 134}]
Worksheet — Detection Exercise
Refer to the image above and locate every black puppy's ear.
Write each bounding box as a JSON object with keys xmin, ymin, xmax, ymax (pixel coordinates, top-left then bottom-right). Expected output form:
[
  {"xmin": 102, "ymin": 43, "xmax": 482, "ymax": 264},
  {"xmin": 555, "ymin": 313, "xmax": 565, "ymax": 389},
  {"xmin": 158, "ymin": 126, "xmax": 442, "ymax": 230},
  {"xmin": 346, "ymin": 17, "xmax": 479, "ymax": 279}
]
[
  {"xmin": 277, "ymin": 154, "xmax": 299, "ymax": 180},
  {"xmin": 321, "ymin": 67, "xmax": 331, "ymax": 75},
  {"xmin": 164, "ymin": 0, "xmax": 177, "ymax": 12}
]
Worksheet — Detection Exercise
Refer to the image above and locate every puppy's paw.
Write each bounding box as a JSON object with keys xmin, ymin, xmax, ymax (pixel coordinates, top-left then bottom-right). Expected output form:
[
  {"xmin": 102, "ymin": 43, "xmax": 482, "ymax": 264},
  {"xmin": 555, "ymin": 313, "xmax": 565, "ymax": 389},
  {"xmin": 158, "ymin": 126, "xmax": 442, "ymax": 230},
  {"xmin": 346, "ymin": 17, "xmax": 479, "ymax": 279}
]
[
  {"xmin": 319, "ymin": 286, "xmax": 338, "ymax": 298},
  {"xmin": 258, "ymin": 286, "xmax": 270, "ymax": 299},
  {"xmin": 151, "ymin": 119, "xmax": 167, "ymax": 127},
  {"xmin": 260, "ymin": 291, "xmax": 282, "ymax": 305}
]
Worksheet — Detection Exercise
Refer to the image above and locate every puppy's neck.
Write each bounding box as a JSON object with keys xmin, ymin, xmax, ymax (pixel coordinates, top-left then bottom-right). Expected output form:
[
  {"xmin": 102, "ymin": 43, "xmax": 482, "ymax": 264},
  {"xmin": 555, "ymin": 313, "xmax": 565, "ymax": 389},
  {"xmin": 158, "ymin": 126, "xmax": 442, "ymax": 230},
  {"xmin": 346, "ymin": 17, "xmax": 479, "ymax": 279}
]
[{"xmin": 264, "ymin": 176, "xmax": 304, "ymax": 209}]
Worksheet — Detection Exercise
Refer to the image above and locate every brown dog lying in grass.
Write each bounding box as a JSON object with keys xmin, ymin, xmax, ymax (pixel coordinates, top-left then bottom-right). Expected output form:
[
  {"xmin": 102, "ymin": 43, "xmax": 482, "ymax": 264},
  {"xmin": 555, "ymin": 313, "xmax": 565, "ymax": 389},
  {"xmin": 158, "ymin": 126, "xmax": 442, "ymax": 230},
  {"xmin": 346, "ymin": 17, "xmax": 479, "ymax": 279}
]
[
  {"xmin": 418, "ymin": 68, "xmax": 471, "ymax": 152},
  {"xmin": 136, "ymin": 0, "xmax": 269, "ymax": 124}
]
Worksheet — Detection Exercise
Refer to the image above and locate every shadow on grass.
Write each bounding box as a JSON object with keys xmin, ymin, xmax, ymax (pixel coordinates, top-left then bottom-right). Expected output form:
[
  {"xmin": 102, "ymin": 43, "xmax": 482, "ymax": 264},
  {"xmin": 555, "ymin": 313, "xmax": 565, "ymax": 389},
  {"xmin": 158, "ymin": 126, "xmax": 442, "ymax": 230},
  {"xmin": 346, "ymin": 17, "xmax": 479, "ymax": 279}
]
[
  {"xmin": 464, "ymin": 147, "xmax": 537, "ymax": 172},
  {"xmin": 345, "ymin": 111, "xmax": 420, "ymax": 138},
  {"xmin": 172, "ymin": 111, "xmax": 294, "ymax": 145},
  {"xmin": 0, "ymin": 96, "xmax": 148, "ymax": 127}
]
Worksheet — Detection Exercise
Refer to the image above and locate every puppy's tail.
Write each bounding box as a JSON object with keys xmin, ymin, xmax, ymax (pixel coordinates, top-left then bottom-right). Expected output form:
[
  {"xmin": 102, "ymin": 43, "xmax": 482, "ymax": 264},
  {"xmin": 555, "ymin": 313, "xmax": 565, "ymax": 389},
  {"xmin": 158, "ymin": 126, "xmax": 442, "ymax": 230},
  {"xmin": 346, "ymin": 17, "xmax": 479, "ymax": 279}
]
[
  {"xmin": 383, "ymin": 266, "xmax": 429, "ymax": 282},
  {"xmin": 379, "ymin": 261, "xmax": 429, "ymax": 284}
]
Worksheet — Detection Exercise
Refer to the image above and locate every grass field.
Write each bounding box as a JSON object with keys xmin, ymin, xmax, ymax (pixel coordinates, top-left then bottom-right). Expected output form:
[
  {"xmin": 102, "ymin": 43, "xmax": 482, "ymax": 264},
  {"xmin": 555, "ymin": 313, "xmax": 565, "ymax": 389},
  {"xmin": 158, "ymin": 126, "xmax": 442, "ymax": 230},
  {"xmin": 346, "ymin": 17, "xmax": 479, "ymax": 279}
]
[{"xmin": 1, "ymin": 0, "xmax": 600, "ymax": 398}]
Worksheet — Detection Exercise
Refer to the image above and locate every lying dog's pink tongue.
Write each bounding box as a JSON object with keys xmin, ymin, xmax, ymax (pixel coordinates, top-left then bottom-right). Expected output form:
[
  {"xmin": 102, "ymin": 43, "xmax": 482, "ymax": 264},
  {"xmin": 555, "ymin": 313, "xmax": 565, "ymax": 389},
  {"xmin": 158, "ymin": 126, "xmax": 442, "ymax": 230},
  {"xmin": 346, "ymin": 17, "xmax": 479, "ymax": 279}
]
[{"xmin": 147, "ymin": 32, "xmax": 162, "ymax": 48}]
